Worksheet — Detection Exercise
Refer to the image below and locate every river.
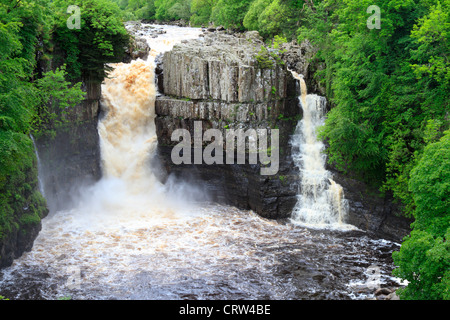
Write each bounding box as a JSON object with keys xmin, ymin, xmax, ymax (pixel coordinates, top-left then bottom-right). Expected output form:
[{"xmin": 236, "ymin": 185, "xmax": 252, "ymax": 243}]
[{"xmin": 0, "ymin": 24, "xmax": 405, "ymax": 300}]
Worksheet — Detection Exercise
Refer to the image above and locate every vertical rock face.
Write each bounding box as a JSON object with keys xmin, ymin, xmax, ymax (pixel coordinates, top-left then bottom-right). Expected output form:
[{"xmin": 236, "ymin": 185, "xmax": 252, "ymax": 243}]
[
  {"xmin": 154, "ymin": 30, "xmax": 411, "ymax": 241},
  {"xmin": 155, "ymin": 32, "xmax": 302, "ymax": 219},
  {"xmin": 0, "ymin": 160, "xmax": 48, "ymax": 268},
  {"xmin": 328, "ymin": 168, "xmax": 412, "ymax": 241},
  {"xmin": 36, "ymin": 80, "xmax": 102, "ymax": 213}
]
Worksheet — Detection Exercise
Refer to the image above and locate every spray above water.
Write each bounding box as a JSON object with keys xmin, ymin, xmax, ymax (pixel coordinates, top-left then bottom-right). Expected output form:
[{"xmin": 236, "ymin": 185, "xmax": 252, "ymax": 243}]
[
  {"xmin": 77, "ymin": 26, "xmax": 207, "ymax": 220},
  {"xmin": 289, "ymin": 72, "xmax": 354, "ymax": 230}
]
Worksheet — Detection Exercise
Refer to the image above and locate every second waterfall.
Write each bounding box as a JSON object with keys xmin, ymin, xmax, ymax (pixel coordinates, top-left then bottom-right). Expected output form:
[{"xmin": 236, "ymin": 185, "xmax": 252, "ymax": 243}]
[{"xmin": 290, "ymin": 73, "xmax": 352, "ymax": 230}]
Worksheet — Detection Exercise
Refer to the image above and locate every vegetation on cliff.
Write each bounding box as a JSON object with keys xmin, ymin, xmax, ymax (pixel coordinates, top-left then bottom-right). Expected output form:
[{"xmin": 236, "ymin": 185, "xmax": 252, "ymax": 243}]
[{"xmin": 296, "ymin": 0, "xmax": 449, "ymax": 300}]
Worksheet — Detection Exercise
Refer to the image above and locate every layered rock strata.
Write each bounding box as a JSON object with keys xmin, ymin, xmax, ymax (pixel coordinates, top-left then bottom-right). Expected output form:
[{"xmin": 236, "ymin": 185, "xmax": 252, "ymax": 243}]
[{"xmin": 155, "ymin": 31, "xmax": 302, "ymax": 219}]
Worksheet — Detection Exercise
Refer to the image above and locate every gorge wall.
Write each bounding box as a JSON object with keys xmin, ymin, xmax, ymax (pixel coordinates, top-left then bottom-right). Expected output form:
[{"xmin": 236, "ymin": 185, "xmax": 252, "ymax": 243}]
[
  {"xmin": 155, "ymin": 29, "xmax": 412, "ymax": 241},
  {"xmin": 155, "ymin": 31, "xmax": 302, "ymax": 219},
  {"xmin": 34, "ymin": 80, "xmax": 102, "ymax": 213}
]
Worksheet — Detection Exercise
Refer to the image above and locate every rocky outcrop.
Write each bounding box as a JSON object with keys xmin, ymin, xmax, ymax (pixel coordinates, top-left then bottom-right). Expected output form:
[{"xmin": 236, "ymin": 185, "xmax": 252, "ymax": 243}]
[
  {"xmin": 123, "ymin": 22, "xmax": 151, "ymax": 62},
  {"xmin": 0, "ymin": 160, "xmax": 48, "ymax": 268},
  {"xmin": 278, "ymin": 39, "xmax": 325, "ymax": 97},
  {"xmin": 329, "ymin": 167, "xmax": 412, "ymax": 242},
  {"xmin": 155, "ymin": 30, "xmax": 411, "ymax": 242},
  {"xmin": 35, "ymin": 80, "xmax": 102, "ymax": 213},
  {"xmin": 155, "ymin": 31, "xmax": 302, "ymax": 219}
]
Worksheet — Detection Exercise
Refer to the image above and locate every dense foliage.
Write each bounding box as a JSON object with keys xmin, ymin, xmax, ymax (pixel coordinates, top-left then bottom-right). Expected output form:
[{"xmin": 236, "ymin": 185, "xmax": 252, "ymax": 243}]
[
  {"xmin": 112, "ymin": 0, "xmax": 304, "ymax": 35},
  {"xmin": 393, "ymin": 131, "xmax": 449, "ymax": 300},
  {"xmin": 53, "ymin": 0, "xmax": 130, "ymax": 82}
]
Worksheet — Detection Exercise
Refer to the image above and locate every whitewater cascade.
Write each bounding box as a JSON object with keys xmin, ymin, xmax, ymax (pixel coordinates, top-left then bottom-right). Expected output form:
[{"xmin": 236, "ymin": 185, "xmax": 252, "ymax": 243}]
[
  {"xmin": 290, "ymin": 72, "xmax": 350, "ymax": 229},
  {"xmin": 82, "ymin": 26, "xmax": 205, "ymax": 219},
  {"xmin": 30, "ymin": 134, "xmax": 46, "ymax": 198}
]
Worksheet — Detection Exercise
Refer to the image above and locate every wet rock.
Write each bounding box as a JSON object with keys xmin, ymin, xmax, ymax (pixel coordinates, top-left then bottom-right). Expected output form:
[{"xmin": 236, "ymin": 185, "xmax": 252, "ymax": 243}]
[
  {"xmin": 35, "ymin": 80, "xmax": 102, "ymax": 213},
  {"xmin": 155, "ymin": 31, "xmax": 300, "ymax": 219},
  {"xmin": 386, "ymin": 291, "xmax": 400, "ymax": 300},
  {"xmin": 123, "ymin": 23, "xmax": 151, "ymax": 63},
  {"xmin": 278, "ymin": 39, "xmax": 323, "ymax": 95},
  {"xmin": 329, "ymin": 167, "xmax": 412, "ymax": 242},
  {"xmin": 375, "ymin": 287, "xmax": 393, "ymax": 296}
]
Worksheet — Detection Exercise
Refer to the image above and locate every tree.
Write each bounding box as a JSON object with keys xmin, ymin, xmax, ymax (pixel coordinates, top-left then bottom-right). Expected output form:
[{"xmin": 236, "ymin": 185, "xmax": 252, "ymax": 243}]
[
  {"xmin": 210, "ymin": 0, "xmax": 253, "ymax": 30},
  {"xmin": 154, "ymin": 0, "xmax": 192, "ymax": 21},
  {"xmin": 393, "ymin": 130, "xmax": 450, "ymax": 300},
  {"xmin": 256, "ymin": 0, "xmax": 298, "ymax": 38},
  {"xmin": 190, "ymin": 0, "xmax": 216, "ymax": 25},
  {"xmin": 53, "ymin": 0, "xmax": 130, "ymax": 82},
  {"xmin": 32, "ymin": 67, "xmax": 85, "ymax": 136},
  {"xmin": 243, "ymin": 0, "xmax": 272, "ymax": 31}
]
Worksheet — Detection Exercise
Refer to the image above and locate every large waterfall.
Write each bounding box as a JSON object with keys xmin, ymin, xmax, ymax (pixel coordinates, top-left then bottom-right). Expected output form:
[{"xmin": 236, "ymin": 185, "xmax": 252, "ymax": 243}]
[
  {"xmin": 75, "ymin": 26, "xmax": 205, "ymax": 220},
  {"xmin": 289, "ymin": 72, "xmax": 353, "ymax": 230},
  {"xmin": 0, "ymin": 25, "xmax": 402, "ymax": 301}
]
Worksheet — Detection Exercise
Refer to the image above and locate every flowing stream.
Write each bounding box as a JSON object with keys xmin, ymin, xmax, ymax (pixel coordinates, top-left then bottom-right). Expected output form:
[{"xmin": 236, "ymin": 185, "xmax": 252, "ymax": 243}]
[
  {"xmin": 289, "ymin": 72, "xmax": 351, "ymax": 230},
  {"xmin": 0, "ymin": 25, "xmax": 405, "ymax": 300}
]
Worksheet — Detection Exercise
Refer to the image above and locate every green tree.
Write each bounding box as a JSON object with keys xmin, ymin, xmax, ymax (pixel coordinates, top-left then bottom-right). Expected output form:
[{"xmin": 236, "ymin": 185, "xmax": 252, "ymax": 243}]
[
  {"xmin": 53, "ymin": 0, "xmax": 130, "ymax": 82},
  {"xmin": 31, "ymin": 67, "xmax": 85, "ymax": 136},
  {"xmin": 257, "ymin": 0, "xmax": 295, "ymax": 38},
  {"xmin": 393, "ymin": 130, "xmax": 450, "ymax": 300},
  {"xmin": 210, "ymin": 0, "xmax": 253, "ymax": 29},
  {"xmin": 190, "ymin": 0, "xmax": 216, "ymax": 25},
  {"xmin": 154, "ymin": 0, "xmax": 192, "ymax": 21},
  {"xmin": 243, "ymin": 0, "xmax": 272, "ymax": 31}
]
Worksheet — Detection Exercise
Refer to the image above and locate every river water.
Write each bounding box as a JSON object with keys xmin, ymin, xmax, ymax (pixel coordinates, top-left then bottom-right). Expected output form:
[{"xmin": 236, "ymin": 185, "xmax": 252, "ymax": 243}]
[{"xmin": 0, "ymin": 24, "xmax": 405, "ymax": 300}]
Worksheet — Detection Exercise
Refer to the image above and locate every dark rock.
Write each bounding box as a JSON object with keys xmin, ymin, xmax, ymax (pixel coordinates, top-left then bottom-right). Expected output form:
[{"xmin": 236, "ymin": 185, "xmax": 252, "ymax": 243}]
[
  {"xmin": 155, "ymin": 32, "xmax": 300, "ymax": 219},
  {"xmin": 123, "ymin": 34, "xmax": 150, "ymax": 63},
  {"xmin": 329, "ymin": 166, "xmax": 412, "ymax": 242},
  {"xmin": 375, "ymin": 287, "xmax": 393, "ymax": 296},
  {"xmin": 36, "ymin": 80, "xmax": 102, "ymax": 213},
  {"xmin": 0, "ymin": 217, "xmax": 44, "ymax": 268}
]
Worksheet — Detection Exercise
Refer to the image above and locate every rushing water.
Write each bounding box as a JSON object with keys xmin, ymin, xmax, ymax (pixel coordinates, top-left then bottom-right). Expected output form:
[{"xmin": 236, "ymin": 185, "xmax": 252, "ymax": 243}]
[
  {"xmin": 0, "ymin": 24, "xmax": 405, "ymax": 300},
  {"xmin": 289, "ymin": 73, "xmax": 351, "ymax": 230},
  {"xmin": 30, "ymin": 134, "xmax": 46, "ymax": 198}
]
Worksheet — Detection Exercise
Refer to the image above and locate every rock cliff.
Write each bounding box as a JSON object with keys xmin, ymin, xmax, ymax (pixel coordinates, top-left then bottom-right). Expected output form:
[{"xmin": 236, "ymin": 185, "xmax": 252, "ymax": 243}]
[
  {"xmin": 155, "ymin": 30, "xmax": 411, "ymax": 241},
  {"xmin": 35, "ymin": 80, "xmax": 102, "ymax": 213},
  {"xmin": 155, "ymin": 31, "xmax": 302, "ymax": 219}
]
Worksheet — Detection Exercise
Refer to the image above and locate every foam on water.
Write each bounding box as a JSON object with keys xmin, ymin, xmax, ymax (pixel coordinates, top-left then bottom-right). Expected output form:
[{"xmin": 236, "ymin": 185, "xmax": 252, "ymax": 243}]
[{"xmin": 0, "ymin": 25, "xmax": 403, "ymax": 300}]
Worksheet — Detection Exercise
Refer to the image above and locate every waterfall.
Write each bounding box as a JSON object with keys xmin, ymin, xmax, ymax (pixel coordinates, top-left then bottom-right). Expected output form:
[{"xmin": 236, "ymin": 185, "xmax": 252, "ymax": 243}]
[
  {"xmin": 76, "ymin": 26, "xmax": 204, "ymax": 218},
  {"xmin": 30, "ymin": 134, "xmax": 46, "ymax": 198},
  {"xmin": 290, "ymin": 72, "xmax": 351, "ymax": 229}
]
